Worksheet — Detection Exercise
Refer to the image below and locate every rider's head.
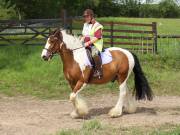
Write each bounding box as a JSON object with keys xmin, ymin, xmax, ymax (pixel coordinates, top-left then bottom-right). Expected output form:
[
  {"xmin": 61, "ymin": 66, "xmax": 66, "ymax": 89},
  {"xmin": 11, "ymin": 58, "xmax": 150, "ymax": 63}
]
[{"xmin": 83, "ymin": 9, "xmax": 94, "ymax": 23}]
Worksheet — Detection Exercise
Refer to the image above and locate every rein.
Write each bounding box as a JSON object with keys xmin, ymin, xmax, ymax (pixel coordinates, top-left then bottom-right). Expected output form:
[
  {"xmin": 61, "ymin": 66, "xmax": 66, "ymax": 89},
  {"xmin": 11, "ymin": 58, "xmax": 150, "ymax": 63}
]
[{"xmin": 59, "ymin": 41, "xmax": 85, "ymax": 53}]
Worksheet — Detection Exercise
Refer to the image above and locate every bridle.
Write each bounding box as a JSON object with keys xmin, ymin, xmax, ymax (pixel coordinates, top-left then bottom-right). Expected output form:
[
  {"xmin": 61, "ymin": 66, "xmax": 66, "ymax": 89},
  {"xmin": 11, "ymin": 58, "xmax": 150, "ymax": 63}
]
[{"xmin": 43, "ymin": 40, "xmax": 63, "ymax": 57}]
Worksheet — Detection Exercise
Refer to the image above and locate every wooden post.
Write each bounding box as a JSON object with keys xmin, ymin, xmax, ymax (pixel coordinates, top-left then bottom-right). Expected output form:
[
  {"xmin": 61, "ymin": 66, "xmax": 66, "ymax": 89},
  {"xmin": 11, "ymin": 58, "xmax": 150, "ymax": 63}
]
[
  {"xmin": 69, "ymin": 17, "xmax": 73, "ymax": 34},
  {"xmin": 110, "ymin": 22, "xmax": 114, "ymax": 47},
  {"xmin": 61, "ymin": 9, "xmax": 67, "ymax": 29},
  {"xmin": 152, "ymin": 22, "xmax": 157, "ymax": 54}
]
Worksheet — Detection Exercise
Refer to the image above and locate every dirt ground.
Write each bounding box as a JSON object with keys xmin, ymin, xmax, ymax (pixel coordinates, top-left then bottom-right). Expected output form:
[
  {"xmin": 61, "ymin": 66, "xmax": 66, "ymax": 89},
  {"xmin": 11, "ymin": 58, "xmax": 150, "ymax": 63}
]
[{"xmin": 0, "ymin": 94, "xmax": 180, "ymax": 135}]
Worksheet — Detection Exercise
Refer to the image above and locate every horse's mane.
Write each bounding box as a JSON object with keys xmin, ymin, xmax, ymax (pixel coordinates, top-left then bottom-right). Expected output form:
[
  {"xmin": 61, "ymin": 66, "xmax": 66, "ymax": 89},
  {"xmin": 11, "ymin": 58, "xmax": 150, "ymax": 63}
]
[{"xmin": 61, "ymin": 30, "xmax": 83, "ymax": 50}]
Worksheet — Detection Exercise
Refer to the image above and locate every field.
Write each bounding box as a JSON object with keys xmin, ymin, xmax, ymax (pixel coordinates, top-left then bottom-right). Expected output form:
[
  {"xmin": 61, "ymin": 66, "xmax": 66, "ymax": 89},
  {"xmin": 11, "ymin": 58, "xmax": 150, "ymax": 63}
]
[
  {"xmin": 0, "ymin": 17, "xmax": 180, "ymax": 135},
  {"xmin": 98, "ymin": 17, "xmax": 180, "ymax": 35}
]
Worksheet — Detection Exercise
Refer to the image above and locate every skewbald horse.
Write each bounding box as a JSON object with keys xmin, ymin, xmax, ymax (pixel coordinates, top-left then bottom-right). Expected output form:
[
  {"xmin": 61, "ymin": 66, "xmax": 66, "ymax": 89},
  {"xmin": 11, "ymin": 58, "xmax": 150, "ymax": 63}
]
[{"xmin": 41, "ymin": 29, "xmax": 153, "ymax": 118}]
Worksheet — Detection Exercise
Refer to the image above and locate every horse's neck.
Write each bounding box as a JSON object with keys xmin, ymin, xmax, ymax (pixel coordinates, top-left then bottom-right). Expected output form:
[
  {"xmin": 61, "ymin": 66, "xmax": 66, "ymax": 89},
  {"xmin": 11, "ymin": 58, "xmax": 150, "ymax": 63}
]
[{"xmin": 59, "ymin": 48, "xmax": 74, "ymax": 69}]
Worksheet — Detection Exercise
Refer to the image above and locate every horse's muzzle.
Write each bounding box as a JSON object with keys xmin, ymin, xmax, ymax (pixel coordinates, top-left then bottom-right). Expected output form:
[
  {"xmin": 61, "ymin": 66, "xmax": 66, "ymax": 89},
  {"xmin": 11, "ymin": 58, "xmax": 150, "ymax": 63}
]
[
  {"xmin": 42, "ymin": 55, "xmax": 48, "ymax": 61},
  {"xmin": 42, "ymin": 54, "xmax": 53, "ymax": 61}
]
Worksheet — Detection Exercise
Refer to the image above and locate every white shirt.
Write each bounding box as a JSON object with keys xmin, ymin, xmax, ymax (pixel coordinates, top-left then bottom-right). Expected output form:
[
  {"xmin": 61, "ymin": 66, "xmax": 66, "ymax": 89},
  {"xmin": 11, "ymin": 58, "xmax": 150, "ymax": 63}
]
[{"xmin": 82, "ymin": 23, "xmax": 93, "ymax": 37}]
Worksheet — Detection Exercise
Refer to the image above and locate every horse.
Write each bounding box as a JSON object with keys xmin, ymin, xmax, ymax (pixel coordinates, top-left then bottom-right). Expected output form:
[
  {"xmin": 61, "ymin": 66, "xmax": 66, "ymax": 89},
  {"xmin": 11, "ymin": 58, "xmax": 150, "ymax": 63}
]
[{"xmin": 41, "ymin": 29, "xmax": 153, "ymax": 118}]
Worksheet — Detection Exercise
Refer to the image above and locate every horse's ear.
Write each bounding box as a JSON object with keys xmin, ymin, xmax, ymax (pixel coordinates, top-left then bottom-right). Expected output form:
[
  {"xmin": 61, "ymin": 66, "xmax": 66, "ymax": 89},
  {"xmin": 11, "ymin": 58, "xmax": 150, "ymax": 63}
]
[
  {"xmin": 59, "ymin": 30, "xmax": 63, "ymax": 40},
  {"xmin": 54, "ymin": 29, "xmax": 63, "ymax": 40}
]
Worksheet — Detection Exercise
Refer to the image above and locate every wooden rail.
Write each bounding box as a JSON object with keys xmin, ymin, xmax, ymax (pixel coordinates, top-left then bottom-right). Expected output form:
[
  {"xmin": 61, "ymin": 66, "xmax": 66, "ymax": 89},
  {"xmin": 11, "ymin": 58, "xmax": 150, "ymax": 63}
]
[
  {"xmin": 0, "ymin": 19, "xmax": 158, "ymax": 53},
  {"xmin": 69, "ymin": 20, "xmax": 157, "ymax": 53},
  {"xmin": 0, "ymin": 19, "xmax": 62, "ymax": 45}
]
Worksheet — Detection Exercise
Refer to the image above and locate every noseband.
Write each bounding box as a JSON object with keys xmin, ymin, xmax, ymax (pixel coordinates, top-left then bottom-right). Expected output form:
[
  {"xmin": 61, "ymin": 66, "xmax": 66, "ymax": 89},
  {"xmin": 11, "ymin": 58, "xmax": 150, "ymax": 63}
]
[{"xmin": 43, "ymin": 41, "xmax": 64, "ymax": 56}]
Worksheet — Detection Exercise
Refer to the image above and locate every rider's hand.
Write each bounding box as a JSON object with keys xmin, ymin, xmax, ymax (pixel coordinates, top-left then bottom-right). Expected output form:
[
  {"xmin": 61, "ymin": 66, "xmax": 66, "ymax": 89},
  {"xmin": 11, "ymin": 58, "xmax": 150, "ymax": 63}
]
[
  {"xmin": 79, "ymin": 35, "xmax": 84, "ymax": 42},
  {"xmin": 85, "ymin": 41, "xmax": 91, "ymax": 47}
]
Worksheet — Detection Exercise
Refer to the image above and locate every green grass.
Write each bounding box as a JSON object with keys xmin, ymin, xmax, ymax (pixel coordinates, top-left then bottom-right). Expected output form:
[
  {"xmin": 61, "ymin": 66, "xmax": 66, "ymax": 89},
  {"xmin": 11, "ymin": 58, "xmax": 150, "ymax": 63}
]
[
  {"xmin": 72, "ymin": 17, "xmax": 180, "ymax": 35},
  {"xmin": 0, "ymin": 44, "xmax": 179, "ymax": 99},
  {"xmin": 0, "ymin": 45, "xmax": 69, "ymax": 99},
  {"xmin": 56, "ymin": 120, "xmax": 180, "ymax": 135},
  {"xmin": 98, "ymin": 17, "xmax": 180, "ymax": 35}
]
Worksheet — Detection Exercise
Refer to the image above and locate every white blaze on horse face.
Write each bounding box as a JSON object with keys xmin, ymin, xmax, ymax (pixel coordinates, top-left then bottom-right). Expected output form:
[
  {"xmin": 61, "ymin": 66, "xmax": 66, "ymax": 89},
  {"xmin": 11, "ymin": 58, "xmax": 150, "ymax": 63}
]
[{"xmin": 41, "ymin": 38, "xmax": 50, "ymax": 58}]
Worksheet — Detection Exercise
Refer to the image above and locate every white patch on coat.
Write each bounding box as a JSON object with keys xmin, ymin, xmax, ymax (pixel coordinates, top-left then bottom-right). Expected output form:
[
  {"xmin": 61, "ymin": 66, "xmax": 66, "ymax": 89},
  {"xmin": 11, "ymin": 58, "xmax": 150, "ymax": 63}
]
[
  {"xmin": 108, "ymin": 47, "xmax": 136, "ymax": 117},
  {"xmin": 61, "ymin": 30, "xmax": 83, "ymax": 50},
  {"xmin": 41, "ymin": 38, "xmax": 50, "ymax": 58},
  {"xmin": 70, "ymin": 83, "xmax": 87, "ymax": 101},
  {"xmin": 108, "ymin": 47, "xmax": 135, "ymax": 75},
  {"xmin": 70, "ymin": 83, "xmax": 88, "ymax": 116},
  {"xmin": 61, "ymin": 31, "xmax": 88, "ymax": 72}
]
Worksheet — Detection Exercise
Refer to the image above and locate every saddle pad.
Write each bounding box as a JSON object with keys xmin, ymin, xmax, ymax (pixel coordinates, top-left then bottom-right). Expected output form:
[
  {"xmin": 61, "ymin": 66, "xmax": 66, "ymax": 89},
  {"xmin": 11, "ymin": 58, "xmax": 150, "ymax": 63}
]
[{"xmin": 84, "ymin": 48, "xmax": 113, "ymax": 66}]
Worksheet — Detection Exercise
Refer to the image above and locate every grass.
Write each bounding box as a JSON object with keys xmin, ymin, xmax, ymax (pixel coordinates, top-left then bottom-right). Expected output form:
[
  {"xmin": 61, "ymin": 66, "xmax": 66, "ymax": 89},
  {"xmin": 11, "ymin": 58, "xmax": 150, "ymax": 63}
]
[
  {"xmin": 0, "ymin": 44, "xmax": 179, "ymax": 99},
  {"xmin": 0, "ymin": 45, "xmax": 69, "ymax": 99},
  {"xmin": 98, "ymin": 17, "xmax": 180, "ymax": 35},
  {"xmin": 56, "ymin": 120, "xmax": 180, "ymax": 135},
  {"xmin": 72, "ymin": 17, "xmax": 180, "ymax": 35}
]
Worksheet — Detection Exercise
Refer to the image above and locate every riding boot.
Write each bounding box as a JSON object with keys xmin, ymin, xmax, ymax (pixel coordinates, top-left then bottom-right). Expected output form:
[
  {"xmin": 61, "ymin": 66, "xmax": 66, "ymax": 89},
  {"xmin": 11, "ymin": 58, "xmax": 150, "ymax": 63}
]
[{"xmin": 93, "ymin": 54, "xmax": 103, "ymax": 79}]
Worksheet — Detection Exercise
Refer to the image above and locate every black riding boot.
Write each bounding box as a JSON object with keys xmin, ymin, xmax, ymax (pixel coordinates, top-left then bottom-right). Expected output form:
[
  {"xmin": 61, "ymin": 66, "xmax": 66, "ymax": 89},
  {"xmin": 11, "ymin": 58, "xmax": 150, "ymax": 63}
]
[{"xmin": 93, "ymin": 54, "xmax": 103, "ymax": 79}]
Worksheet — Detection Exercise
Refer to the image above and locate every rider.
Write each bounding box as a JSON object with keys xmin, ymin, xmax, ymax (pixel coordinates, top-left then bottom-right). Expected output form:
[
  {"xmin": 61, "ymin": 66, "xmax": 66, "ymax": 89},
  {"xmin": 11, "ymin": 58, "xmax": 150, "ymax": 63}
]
[{"xmin": 80, "ymin": 9, "xmax": 103, "ymax": 78}]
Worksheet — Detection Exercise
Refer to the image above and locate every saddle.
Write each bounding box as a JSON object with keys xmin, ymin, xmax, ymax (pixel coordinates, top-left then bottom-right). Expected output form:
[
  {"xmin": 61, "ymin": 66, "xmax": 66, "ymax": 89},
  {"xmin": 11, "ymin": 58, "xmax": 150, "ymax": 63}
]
[{"xmin": 86, "ymin": 48, "xmax": 103, "ymax": 78}]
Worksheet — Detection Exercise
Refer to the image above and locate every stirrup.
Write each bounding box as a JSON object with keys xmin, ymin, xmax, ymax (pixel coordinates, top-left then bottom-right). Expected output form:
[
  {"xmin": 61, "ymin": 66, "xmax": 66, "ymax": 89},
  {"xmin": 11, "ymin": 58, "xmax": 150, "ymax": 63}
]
[{"xmin": 93, "ymin": 70, "xmax": 103, "ymax": 79}]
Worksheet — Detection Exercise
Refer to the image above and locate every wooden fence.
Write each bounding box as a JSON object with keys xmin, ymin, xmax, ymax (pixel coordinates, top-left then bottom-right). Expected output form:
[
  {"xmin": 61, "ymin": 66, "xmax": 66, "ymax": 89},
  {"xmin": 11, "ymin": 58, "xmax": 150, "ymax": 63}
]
[
  {"xmin": 68, "ymin": 19, "xmax": 157, "ymax": 53},
  {"xmin": 0, "ymin": 18, "xmax": 158, "ymax": 53},
  {"xmin": 0, "ymin": 19, "xmax": 62, "ymax": 46}
]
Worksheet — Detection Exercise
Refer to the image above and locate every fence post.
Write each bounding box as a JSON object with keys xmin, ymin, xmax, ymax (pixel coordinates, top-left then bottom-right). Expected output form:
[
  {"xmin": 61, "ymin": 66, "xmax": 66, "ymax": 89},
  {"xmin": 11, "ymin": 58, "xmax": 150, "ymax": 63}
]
[
  {"xmin": 110, "ymin": 22, "xmax": 114, "ymax": 47},
  {"xmin": 69, "ymin": 17, "xmax": 73, "ymax": 34},
  {"xmin": 152, "ymin": 22, "xmax": 157, "ymax": 54},
  {"xmin": 61, "ymin": 9, "xmax": 67, "ymax": 29}
]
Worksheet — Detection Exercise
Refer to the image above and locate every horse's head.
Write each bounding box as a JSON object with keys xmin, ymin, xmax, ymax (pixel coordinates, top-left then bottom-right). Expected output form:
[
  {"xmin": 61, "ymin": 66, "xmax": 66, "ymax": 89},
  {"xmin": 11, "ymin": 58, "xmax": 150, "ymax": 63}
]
[{"xmin": 41, "ymin": 29, "xmax": 63, "ymax": 61}]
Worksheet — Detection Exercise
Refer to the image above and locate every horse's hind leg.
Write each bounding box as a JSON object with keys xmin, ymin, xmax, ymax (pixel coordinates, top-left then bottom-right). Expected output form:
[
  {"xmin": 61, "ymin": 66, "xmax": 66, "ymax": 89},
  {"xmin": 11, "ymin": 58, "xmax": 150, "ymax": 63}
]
[
  {"xmin": 123, "ymin": 87, "xmax": 137, "ymax": 114},
  {"xmin": 109, "ymin": 80, "xmax": 128, "ymax": 118}
]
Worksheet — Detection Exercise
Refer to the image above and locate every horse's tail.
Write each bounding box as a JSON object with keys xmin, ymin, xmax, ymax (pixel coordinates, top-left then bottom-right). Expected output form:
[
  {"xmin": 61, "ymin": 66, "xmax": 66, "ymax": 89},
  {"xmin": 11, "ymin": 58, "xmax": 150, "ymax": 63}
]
[{"xmin": 132, "ymin": 53, "xmax": 153, "ymax": 101}]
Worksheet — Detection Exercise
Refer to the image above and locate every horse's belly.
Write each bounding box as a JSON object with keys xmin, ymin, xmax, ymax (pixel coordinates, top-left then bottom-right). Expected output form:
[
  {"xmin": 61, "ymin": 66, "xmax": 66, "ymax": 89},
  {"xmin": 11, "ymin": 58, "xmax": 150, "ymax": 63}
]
[{"xmin": 88, "ymin": 63, "xmax": 118, "ymax": 84}]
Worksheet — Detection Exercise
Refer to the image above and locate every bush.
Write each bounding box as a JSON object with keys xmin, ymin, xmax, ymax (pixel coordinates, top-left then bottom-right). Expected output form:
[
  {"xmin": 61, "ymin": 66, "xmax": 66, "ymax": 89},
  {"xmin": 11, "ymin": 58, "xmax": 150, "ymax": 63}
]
[
  {"xmin": 139, "ymin": 4, "xmax": 160, "ymax": 18},
  {"xmin": 0, "ymin": 0, "xmax": 17, "ymax": 19},
  {"xmin": 158, "ymin": 0, "xmax": 180, "ymax": 18}
]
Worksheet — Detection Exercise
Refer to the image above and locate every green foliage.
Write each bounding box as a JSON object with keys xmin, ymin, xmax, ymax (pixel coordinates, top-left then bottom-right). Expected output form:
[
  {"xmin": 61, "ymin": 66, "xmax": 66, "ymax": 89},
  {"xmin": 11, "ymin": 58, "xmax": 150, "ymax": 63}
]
[
  {"xmin": 4, "ymin": 0, "xmax": 63, "ymax": 19},
  {"xmin": 119, "ymin": 0, "xmax": 141, "ymax": 17},
  {"xmin": 0, "ymin": 0, "xmax": 17, "ymax": 19},
  {"xmin": 82, "ymin": 120, "xmax": 102, "ymax": 131},
  {"xmin": 1, "ymin": 0, "xmax": 180, "ymax": 19},
  {"xmin": 57, "ymin": 120, "xmax": 102, "ymax": 135},
  {"xmin": 139, "ymin": 4, "xmax": 160, "ymax": 18},
  {"xmin": 159, "ymin": 0, "xmax": 180, "ymax": 18},
  {"xmin": 95, "ymin": 0, "xmax": 121, "ymax": 17}
]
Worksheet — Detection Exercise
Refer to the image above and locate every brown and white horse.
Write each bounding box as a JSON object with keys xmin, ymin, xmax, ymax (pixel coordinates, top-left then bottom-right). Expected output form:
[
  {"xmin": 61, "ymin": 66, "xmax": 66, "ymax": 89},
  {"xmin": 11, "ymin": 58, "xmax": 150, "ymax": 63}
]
[{"xmin": 41, "ymin": 29, "xmax": 153, "ymax": 118}]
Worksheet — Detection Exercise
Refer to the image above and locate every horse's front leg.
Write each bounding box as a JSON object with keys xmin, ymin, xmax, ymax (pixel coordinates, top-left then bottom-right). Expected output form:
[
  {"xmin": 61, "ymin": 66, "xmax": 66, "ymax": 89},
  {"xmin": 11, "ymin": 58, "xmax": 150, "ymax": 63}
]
[{"xmin": 69, "ymin": 81, "xmax": 88, "ymax": 118}]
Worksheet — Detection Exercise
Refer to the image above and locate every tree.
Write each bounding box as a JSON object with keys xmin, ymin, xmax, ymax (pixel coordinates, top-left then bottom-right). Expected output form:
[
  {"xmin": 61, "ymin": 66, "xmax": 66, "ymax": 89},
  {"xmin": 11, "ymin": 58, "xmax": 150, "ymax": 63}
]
[
  {"xmin": 119, "ymin": 0, "xmax": 140, "ymax": 17},
  {"xmin": 159, "ymin": 0, "xmax": 180, "ymax": 18},
  {"xmin": 0, "ymin": 0, "xmax": 17, "ymax": 19},
  {"xmin": 4, "ymin": 0, "xmax": 64, "ymax": 19}
]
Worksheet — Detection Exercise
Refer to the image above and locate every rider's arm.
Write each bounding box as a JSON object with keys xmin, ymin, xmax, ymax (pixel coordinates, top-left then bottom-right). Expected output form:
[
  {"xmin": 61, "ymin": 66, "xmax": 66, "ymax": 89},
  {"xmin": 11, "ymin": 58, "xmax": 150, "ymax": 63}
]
[{"xmin": 85, "ymin": 29, "xmax": 102, "ymax": 46}]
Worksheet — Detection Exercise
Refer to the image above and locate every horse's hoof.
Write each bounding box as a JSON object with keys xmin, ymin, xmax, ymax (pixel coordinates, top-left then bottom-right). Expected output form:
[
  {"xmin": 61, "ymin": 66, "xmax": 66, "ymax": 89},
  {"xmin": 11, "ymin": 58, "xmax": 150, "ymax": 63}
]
[
  {"xmin": 123, "ymin": 105, "xmax": 137, "ymax": 114},
  {"xmin": 70, "ymin": 110, "xmax": 79, "ymax": 119},
  {"xmin": 108, "ymin": 107, "xmax": 122, "ymax": 118},
  {"xmin": 70, "ymin": 92, "xmax": 76, "ymax": 101},
  {"xmin": 123, "ymin": 99, "xmax": 137, "ymax": 114}
]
